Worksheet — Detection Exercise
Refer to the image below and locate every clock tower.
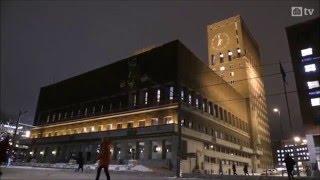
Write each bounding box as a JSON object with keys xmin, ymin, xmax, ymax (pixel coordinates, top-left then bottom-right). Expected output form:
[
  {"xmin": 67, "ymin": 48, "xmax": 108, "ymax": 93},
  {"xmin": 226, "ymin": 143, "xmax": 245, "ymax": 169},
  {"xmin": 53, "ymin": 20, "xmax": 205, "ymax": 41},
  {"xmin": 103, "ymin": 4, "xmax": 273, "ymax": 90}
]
[{"xmin": 207, "ymin": 15, "xmax": 273, "ymax": 170}]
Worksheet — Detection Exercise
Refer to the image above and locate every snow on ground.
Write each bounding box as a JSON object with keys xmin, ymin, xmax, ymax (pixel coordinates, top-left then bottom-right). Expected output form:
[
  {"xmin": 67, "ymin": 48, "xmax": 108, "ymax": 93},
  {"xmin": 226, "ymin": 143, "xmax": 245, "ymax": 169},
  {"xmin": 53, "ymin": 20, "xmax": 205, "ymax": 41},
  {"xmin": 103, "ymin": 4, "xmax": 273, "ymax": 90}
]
[{"xmin": 10, "ymin": 163, "xmax": 152, "ymax": 172}]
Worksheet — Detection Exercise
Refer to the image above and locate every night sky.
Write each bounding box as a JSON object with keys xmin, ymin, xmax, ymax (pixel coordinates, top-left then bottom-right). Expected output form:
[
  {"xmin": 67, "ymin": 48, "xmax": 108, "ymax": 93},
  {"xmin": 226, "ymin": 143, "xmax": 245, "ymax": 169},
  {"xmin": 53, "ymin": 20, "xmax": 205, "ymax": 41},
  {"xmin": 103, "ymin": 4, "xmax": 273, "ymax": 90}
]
[{"xmin": 1, "ymin": 0, "xmax": 319, "ymax": 140}]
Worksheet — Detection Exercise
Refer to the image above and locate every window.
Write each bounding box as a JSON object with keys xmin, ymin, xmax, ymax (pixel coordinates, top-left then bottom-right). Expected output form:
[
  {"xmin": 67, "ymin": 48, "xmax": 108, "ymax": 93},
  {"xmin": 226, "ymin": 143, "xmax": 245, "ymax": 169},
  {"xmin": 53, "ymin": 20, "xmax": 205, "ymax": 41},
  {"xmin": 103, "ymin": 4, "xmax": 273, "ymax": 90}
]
[
  {"xmin": 220, "ymin": 66, "xmax": 225, "ymax": 71},
  {"xmin": 228, "ymin": 50, "xmax": 232, "ymax": 61},
  {"xmin": 92, "ymin": 106, "xmax": 95, "ymax": 114},
  {"xmin": 157, "ymin": 89, "xmax": 161, "ymax": 102},
  {"xmin": 169, "ymin": 86, "xmax": 174, "ymax": 100},
  {"xmin": 211, "ymin": 55, "xmax": 215, "ymax": 65},
  {"xmin": 164, "ymin": 116, "xmax": 173, "ymax": 124},
  {"xmin": 304, "ymin": 64, "xmax": 316, "ymax": 72},
  {"xmin": 106, "ymin": 124, "xmax": 112, "ymax": 130},
  {"xmin": 181, "ymin": 90, "xmax": 184, "ymax": 100},
  {"xmin": 195, "ymin": 98, "xmax": 199, "ymax": 108},
  {"xmin": 214, "ymin": 105, "xmax": 218, "ymax": 118},
  {"xmin": 151, "ymin": 118, "xmax": 158, "ymax": 126},
  {"xmin": 301, "ymin": 48, "xmax": 313, "ymax": 57},
  {"xmin": 144, "ymin": 91, "xmax": 148, "ymax": 105},
  {"xmin": 188, "ymin": 94, "xmax": 192, "ymax": 104},
  {"xmin": 117, "ymin": 123, "xmax": 122, "ymax": 129},
  {"xmin": 311, "ymin": 97, "xmax": 320, "ymax": 106},
  {"xmin": 219, "ymin": 53, "xmax": 224, "ymax": 63},
  {"xmin": 138, "ymin": 120, "xmax": 145, "ymax": 127},
  {"xmin": 230, "ymin": 72, "xmax": 235, "ymax": 77},
  {"xmin": 127, "ymin": 122, "xmax": 134, "ymax": 128},
  {"xmin": 237, "ymin": 48, "xmax": 241, "ymax": 56},
  {"xmin": 307, "ymin": 81, "xmax": 320, "ymax": 89},
  {"xmin": 133, "ymin": 94, "xmax": 137, "ymax": 106}
]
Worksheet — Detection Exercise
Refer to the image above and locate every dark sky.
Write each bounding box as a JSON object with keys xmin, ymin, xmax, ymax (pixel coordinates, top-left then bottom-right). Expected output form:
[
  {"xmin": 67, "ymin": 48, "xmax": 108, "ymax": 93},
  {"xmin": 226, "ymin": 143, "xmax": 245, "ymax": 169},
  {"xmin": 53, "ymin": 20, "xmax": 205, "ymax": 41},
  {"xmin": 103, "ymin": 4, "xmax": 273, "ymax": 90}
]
[{"xmin": 1, "ymin": 0, "xmax": 319, "ymax": 140}]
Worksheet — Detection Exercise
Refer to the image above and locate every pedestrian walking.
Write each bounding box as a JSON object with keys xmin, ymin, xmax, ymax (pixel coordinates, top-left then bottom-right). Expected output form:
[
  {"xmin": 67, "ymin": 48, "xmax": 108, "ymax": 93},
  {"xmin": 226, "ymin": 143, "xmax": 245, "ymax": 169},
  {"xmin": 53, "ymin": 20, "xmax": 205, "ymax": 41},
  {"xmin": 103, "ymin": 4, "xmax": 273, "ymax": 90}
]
[
  {"xmin": 243, "ymin": 164, "xmax": 249, "ymax": 175},
  {"xmin": 284, "ymin": 153, "xmax": 295, "ymax": 180},
  {"xmin": 232, "ymin": 163, "xmax": 237, "ymax": 175},
  {"xmin": 95, "ymin": 138, "xmax": 111, "ymax": 180},
  {"xmin": 305, "ymin": 165, "xmax": 311, "ymax": 177},
  {"xmin": 75, "ymin": 152, "xmax": 84, "ymax": 172}
]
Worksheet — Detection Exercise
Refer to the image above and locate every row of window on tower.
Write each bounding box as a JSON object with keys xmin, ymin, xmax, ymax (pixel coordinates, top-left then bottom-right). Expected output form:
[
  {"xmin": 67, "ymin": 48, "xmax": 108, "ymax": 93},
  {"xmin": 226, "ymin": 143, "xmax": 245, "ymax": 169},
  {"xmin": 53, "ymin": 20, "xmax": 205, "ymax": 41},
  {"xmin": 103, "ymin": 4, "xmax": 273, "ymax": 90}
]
[{"xmin": 210, "ymin": 48, "xmax": 242, "ymax": 65}]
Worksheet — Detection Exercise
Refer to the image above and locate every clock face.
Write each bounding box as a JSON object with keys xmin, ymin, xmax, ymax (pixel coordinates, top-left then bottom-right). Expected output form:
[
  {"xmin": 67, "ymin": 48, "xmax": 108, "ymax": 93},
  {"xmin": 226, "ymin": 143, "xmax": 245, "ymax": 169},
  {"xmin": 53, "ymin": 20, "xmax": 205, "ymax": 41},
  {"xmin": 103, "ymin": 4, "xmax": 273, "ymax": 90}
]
[{"xmin": 211, "ymin": 33, "xmax": 230, "ymax": 51}]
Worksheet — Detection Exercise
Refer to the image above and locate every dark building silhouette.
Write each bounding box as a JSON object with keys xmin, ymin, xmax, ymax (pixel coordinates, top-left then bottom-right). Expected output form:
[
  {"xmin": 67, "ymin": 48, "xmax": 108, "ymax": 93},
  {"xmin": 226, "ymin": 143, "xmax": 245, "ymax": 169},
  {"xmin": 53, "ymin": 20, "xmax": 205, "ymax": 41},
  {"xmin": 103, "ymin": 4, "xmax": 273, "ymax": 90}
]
[{"xmin": 286, "ymin": 17, "xmax": 320, "ymax": 170}]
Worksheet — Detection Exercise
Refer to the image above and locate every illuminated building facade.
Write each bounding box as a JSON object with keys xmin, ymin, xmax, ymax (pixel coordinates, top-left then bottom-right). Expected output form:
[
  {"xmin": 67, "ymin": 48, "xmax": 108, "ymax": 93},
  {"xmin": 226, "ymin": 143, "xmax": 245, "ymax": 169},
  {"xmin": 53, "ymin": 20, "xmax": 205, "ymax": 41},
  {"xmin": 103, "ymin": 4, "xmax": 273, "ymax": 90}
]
[
  {"xmin": 28, "ymin": 16, "xmax": 273, "ymax": 174},
  {"xmin": 207, "ymin": 15, "xmax": 273, "ymax": 170},
  {"xmin": 274, "ymin": 138, "xmax": 310, "ymax": 171},
  {"xmin": 286, "ymin": 17, "xmax": 320, "ymax": 170}
]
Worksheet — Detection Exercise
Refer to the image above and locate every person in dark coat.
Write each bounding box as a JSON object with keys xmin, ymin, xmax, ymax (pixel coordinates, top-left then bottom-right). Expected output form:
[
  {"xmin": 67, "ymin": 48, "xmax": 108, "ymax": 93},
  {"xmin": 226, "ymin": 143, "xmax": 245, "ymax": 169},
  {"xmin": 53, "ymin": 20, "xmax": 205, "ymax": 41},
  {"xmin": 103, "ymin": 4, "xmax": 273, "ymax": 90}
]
[
  {"xmin": 243, "ymin": 164, "xmax": 249, "ymax": 175},
  {"xmin": 95, "ymin": 138, "xmax": 111, "ymax": 180},
  {"xmin": 284, "ymin": 153, "xmax": 296, "ymax": 180},
  {"xmin": 75, "ymin": 152, "xmax": 84, "ymax": 172},
  {"xmin": 0, "ymin": 135, "xmax": 10, "ymax": 177},
  {"xmin": 232, "ymin": 163, "xmax": 237, "ymax": 175}
]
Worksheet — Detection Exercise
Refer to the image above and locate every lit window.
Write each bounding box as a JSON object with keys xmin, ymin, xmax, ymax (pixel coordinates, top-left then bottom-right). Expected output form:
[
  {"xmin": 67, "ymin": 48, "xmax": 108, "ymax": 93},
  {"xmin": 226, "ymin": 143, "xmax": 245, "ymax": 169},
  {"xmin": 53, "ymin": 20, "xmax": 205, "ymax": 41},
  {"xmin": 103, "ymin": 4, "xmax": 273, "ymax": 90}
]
[
  {"xmin": 304, "ymin": 64, "xmax": 316, "ymax": 72},
  {"xmin": 188, "ymin": 94, "xmax": 192, "ymax": 104},
  {"xmin": 133, "ymin": 94, "xmax": 137, "ymax": 106},
  {"xmin": 219, "ymin": 53, "xmax": 224, "ymax": 63},
  {"xmin": 144, "ymin": 91, "xmax": 148, "ymax": 104},
  {"xmin": 211, "ymin": 55, "xmax": 215, "ymax": 65},
  {"xmin": 117, "ymin": 123, "xmax": 122, "ymax": 129},
  {"xmin": 228, "ymin": 51, "xmax": 233, "ymax": 56},
  {"xmin": 151, "ymin": 118, "xmax": 158, "ymax": 126},
  {"xmin": 230, "ymin": 72, "xmax": 235, "ymax": 77},
  {"xmin": 138, "ymin": 120, "xmax": 145, "ymax": 127},
  {"xmin": 237, "ymin": 48, "xmax": 241, "ymax": 54},
  {"xmin": 164, "ymin": 116, "xmax": 173, "ymax": 124},
  {"xmin": 309, "ymin": 91, "xmax": 320, "ymax": 96},
  {"xmin": 220, "ymin": 66, "xmax": 225, "ymax": 71},
  {"xmin": 157, "ymin": 89, "xmax": 161, "ymax": 102},
  {"xmin": 301, "ymin": 48, "xmax": 313, "ymax": 57},
  {"xmin": 311, "ymin": 97, "xmax": 320, "ymax": 106},
  {"xmin": 169, "ymin": 86, "xmax": 174, "ymax": 100},
  {"xmin": 307, "ymin": 81, "xmax": 320, "ymax": 89},
  {"xmin": 106, "ymin": 124, "xmax": 112, "ymax": 130},
  {"xmin": 181, "ymin": 90, "xmax": 184, "ymax": 100},
  {"xmin": 195, "ymin": 99, "xmax": 199, "ymax": 108}
]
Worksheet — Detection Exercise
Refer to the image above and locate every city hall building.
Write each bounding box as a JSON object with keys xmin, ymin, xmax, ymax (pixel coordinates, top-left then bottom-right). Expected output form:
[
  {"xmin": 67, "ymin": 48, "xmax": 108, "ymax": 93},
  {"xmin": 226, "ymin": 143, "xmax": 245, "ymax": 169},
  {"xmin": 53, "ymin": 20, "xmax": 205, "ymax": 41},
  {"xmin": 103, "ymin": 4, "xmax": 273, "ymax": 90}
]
[{"xmin": 28, "ymin": 15, "xmax": 273, "ymax": 174}]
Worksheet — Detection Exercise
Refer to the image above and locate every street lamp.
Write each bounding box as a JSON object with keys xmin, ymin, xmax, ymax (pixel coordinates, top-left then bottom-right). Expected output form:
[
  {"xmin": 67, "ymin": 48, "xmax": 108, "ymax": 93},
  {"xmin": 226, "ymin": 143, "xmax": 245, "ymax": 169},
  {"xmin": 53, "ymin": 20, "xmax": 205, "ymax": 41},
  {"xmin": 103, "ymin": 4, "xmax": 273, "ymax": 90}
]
[
  {"xmin": 294, "ymin": 136, "xmax": 301, "ymax": 143},
  {"xmin": 272, "ymin": 108, "xmax": 283, "ymax": 140},
  {"xmin": 293, "ymin": 136, "xmax": 301, "ymax": 176}
]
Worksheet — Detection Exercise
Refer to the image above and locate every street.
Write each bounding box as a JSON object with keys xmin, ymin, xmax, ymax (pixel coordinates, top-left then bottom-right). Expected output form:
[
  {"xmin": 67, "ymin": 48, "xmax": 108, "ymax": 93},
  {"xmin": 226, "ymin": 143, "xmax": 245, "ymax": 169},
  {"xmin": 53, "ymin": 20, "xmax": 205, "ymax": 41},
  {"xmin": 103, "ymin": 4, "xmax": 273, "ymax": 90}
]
[
  {"xmin": 0, "ymin": 166, "xmax": 196, "ymax": 180},
  {"xmin": 1, "ymin": 166, "xmax": 318, "ymax": 180}
]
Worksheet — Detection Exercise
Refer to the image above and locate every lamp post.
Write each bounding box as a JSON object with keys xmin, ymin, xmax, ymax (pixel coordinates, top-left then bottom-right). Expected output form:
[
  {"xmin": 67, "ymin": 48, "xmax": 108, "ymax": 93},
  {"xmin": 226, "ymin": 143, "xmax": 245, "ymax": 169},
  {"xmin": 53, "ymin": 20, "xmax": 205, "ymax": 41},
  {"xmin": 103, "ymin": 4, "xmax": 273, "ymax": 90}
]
[
  {"xmin": 273, "ymin": 108, "xmax": 284, "ymax": 176},
  {"xmin": 273, "ymin": 108, "xmax": 283, "ymax": 140}
]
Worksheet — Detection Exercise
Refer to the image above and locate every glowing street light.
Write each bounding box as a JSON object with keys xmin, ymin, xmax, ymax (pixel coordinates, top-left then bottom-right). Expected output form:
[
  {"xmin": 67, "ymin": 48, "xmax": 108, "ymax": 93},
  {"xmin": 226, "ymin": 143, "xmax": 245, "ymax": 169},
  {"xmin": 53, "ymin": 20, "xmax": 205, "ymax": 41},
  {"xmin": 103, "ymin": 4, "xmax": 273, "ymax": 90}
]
[
  {"xmin": 294, "ymin": 136, "xmax": 301, "ymax": 142},
  {"xmin": 273, "ymin": 108, "xmax": 279, "ymax": 112}
]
